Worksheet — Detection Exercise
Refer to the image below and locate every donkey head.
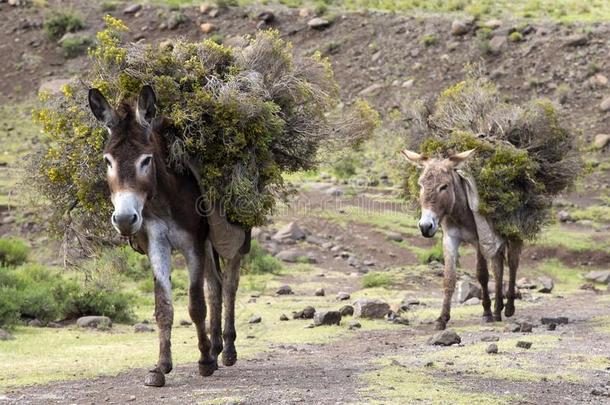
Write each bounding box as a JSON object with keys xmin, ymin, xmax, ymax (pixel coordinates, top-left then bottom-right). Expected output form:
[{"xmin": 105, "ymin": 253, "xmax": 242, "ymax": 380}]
[
  {"xmin": 89, "ymin": 85, "xmax": 158, "ymax": 236},
  {"xmin": 401, "ymin": 149, "xmax": 475, "ymax": 238}
]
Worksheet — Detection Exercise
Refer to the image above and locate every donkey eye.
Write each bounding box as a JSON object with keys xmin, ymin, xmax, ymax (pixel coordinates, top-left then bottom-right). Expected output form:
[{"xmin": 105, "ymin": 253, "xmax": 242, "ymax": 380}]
[
  {"xmin": 104, "ymin": 156, "xmax": 112, "ymax": 168},
  {"xmin": 140, "ymin": 156, "xmax": 152, "ymax": 169},
  {"xmin": 439, "ymin": 184, "xmax": 448, "ymax": 191}
]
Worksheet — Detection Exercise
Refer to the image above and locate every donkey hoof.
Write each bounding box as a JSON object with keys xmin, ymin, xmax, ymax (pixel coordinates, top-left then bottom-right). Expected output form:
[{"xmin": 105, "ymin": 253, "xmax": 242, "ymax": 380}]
[
  {"xmin": 434, "ymin": 320, "xmax": 447, "ymax": 331},
  {"xmin": 222, "ymin": 350, "xmax": 237, "ymax": 367},
  {"xmin": 482, "ymin": 314, "xmax": 494, "ymax": 323},
  {"xmin": 198, "ymin": 360, "xmax": 217, "ymax": 377},
  {"xmin": 493, "ymin": 313, "xmax": 502, "ymax": 322},
  {"xmin": 504, "ymin": 305, "xmax": 515, "ymax": 318},
  {"xmin": 144, "ymin": 369, "xmax": 165, "ymax": 387}
]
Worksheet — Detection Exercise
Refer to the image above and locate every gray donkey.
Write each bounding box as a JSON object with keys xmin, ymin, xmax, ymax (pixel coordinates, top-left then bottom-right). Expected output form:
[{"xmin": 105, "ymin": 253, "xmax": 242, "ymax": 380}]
[
  {"xmin": 402, "ymin": 149, "xmax": 522, "ymax": 330},
  {"xmin": 89, "ymin": 85, "xmax": 249, "ymax": 387}
]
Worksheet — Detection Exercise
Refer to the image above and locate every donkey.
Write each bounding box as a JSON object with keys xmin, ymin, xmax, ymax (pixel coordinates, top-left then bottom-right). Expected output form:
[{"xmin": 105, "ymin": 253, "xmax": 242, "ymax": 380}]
[
  {"xmin": 88, "ymin": 85, "xmax": 250, "ymax": 387},
  {"xmin": 402, "ymin": 149, "xmax": 522, "ymax": 330}
]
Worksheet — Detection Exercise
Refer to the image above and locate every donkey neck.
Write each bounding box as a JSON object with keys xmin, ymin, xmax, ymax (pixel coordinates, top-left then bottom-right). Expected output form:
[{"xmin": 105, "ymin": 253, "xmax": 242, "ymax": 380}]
[{"xmin": 444, "ymin": 170, "xmax": 477, "ymax": 233}]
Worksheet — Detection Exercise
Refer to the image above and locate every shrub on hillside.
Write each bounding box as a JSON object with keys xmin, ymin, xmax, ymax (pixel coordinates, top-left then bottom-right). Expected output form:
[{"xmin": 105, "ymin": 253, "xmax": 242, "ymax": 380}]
[
  {"xmin": 242, "ymin": 240, "xmax": 283, "ymax": 274},
  {"xmin": 43, "ymin": 12, "xmax": 85, "ymax": 40},
  {"xmin": 0, "ymin": 238, "xmax": 29, "ymax": 267}
]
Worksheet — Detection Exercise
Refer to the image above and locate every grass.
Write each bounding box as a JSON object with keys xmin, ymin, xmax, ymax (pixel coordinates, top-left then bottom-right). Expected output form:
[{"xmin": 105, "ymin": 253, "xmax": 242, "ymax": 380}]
[
  {"xmin": 43, "ymin": 11, "xmax": 85, "ymax": 40},
  {"xmin": 362, "ymin": 272, "xmax": 393, "ymax": 288},
  {"xmin": 316, "ymin": 206, "xmax": 419, "ymax": 236},
  {"xmin": 531, "ymin": 259, "xmax": 586, "ymax": 294},
  {"xmin": 570, "ymin": 205, "xmax": 610, "ymax": 223},
  {"xmin": 534, "ymin": 224, "xmax": 609, "ymax": 253}
]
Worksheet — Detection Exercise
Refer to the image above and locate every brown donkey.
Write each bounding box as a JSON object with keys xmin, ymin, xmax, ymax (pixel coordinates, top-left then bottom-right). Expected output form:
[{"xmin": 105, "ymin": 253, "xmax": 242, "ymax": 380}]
[
  {"xmin": 89, "ymin": 85, "xmax": 249, "ymax": 387},
  {"xmin": 402, "ymin": 149, "xmax": 523, "ymax": 330}
]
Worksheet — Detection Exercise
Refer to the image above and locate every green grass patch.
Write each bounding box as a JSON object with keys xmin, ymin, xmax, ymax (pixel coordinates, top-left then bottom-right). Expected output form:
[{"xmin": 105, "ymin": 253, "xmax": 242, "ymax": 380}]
[
  {"xmin": 0, "ymin": 238, "xmax": 29, "ymax": 267},
  {"xmin": 535, "ymin": 224, "xmax": 609, "ymax": 253},
  {"xmin": 316, "ymin": 206, "xmax": 419, "ymax": 236},
  {"xmin": 570, "ymin": 205, "xmax": 610, "ymax": 223},
  {"xmin": 43, "ymin": 11, "xmax": 85, "ymax": 40},
  {"xmin": 362, "ymin": 272, "xmax": 393, "ymax": 288}
]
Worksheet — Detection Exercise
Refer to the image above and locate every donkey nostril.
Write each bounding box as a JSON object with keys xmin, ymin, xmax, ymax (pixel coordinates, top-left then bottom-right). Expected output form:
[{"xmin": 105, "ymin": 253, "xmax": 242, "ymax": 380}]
[
  {"xmin": 112, "ymin": 214, "xmax": 118, "ymax": 224},
  {"xmin": 130, "ymin": 214, "xmax": 138, "ymax": 224}
]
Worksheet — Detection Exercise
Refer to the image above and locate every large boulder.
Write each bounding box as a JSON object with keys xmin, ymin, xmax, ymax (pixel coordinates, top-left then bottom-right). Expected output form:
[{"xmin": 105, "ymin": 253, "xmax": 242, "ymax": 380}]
[
  {"xmin": 77, "ymin": 316, "xmax": 112, "ymax": 329},
  {"xmin": 272, "ymin": 222, "xmax": 306, "ymax": 242},
  {"xmin": 353, "ymin": 298, "xmax": 390, "ymax": 319},
  {"xmin": 584, "ymin": 270, "xmax": 610, "ymax": 285}
]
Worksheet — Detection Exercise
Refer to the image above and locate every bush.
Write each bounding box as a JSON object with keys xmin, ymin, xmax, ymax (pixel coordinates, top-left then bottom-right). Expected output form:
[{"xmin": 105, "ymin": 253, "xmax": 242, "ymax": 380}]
[
  {"xmin": 64, "ymin": 285, "xmax": 134, "ymax": 323},
  {"xmin": 60, "ymin": 34, "xmax": 93, "ymax": 58},
  {"xmin": 43, "ymin": 12, "xmax": 84, "ymax": 40},
  {"xmin": 509, "ymin": 31, "xmax": 524, "ymax": 42},
  {"xmin": 0, "ymin": 238, "xmax": 29, "ymax": 267},
  {"xmin": 418, "ymin": 239, "xmax": 444, "ymax": 264},
  {"xmin": 362, "ymin": 272, "xmax": 392, "ymax": 288},
  {"xmin": 421, "ymin": 34, "xmax": 438, "ymax": 47},
  {"xmin": 242, "ymin": 240, "xmax": 283, "ymax": 274}
]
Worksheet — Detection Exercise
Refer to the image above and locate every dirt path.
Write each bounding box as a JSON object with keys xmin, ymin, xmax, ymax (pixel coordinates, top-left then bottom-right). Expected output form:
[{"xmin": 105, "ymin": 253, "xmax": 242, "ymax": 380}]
[{"xmin": 5, "ymin": 291, "xmax": 610, "ymax": 404}]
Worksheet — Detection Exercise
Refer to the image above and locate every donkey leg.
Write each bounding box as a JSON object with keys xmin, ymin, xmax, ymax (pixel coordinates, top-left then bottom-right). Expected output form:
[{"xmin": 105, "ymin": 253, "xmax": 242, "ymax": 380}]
[
  {"xmin": 436, "ymin": 232, "xmax": 460, "ymax": 331},
  {"xmin": 476, "ymin": 248, "xmax": 493, "ymax": 323},
  {"xmin": 204, "ymin": 242, "xmax": 223, "ymax": 366},
  {"xmin": 505, "ymin": 239, "xmax": 522, "ymax": 318},
  {"xmin": 221, "ymin": 254, "xmax": 241, "ymax": 366},
  {"xmin": 144, "ymin": 239, "xmax": 174, "ymax": 387},
  {"xmin": 491, "ymin": 252, "xmax": 505, "ymax": 322},
  {"xmin": 186, "ymin": 249, "xmax": 216, "ymax": 378}
]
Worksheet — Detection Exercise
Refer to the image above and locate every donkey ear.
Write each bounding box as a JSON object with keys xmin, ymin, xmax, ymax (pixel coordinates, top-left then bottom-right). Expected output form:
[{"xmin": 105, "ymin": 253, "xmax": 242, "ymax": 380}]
[
  {"xmin": 136, "ymin": 85, "xmax": 157, "ymax": 127},
  {"xmin": 88, "ymin": 88, "xmax": 116, "ymax": 127},
  {"xmin": 400, "ymin": 149, "xmax": 428, "ymax": 168},
  {"xmin": 446, "ymin": 149, "xmax": 476, "ymax": 169}
]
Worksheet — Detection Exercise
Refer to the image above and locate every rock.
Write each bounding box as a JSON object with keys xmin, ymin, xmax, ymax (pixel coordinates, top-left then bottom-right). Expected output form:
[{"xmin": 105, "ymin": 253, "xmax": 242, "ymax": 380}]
[
  {"xmin": 47, "ymin": 322, "xmax": 62, "ymax": 328},
  {"xmin": 541, "ymin": 316, "xmax": 568, "ymax": 325},
  {"xmin": 339, "ymin": 305, "xmax": 354, "ymax": 316},
  {"xmin": 348, "ymin": 320, "xmax": 361, "ymax": 330},
  {"xmin": 307, "ymin": 17, "xmax": 330, "ymax": 30},
  {"xmin": 516, "ymin": 277, "xmax": 537, "ymax": 289},
  {"xmin": 387, "ymin": 312, "xmax": 409, "ymax": 325},
  {"xmin": 28, "ymin": 319, "xmax": 43, "ymax": 327},
  {"xmin": 547, "ymin": 323, "xmax": 557, "ymax": 331},
  {"xmin": 200, "ymin": 23, "xmax": 216, "ymax": 34},
  {"xmin": 302, "ymin": 306, "xmax": 316, "ymax": 319},
  {"xmin": 275, "ymin": 249, "xmax": 315, "ymax": 263},
  {"xmin": 600, "ymin": 97, "xmax": 610, "ymax": 112},
  {"xmin": 77, "ymin": 316, "xmax": 112, "ymax": 329},
  {"xmin": 557, "ymin": 210, "xmax": 572, "ymax": 223},
  {"xmin": 314, "ymin": 288, "xmax": 325, "ymax": 296},
  {"xmin": 313, "ymin": 310, "xmax": 341, "ymax": 326},
  {"xmin": 134, "ymin": 323, "xmax": 154, "ymax": 333},
  {"xmin": 276, "ymin": 285, "xmax": 293, "ymax": 295},
  {"xmin": 516, "ymin": 341, "xmax": 532, "ymax": 349},
  {"xmin": 179, "ymin": 319, "xmax": 192, "ymax": 326},
  {"xmin": 481, "ymin": 334, "xmax": 499, "ymax": 342},
  {"xmin": 248, "ymin": 315, "xmax": 262, "ymax": 324},
  {"xmin": 427, "ymin": 329, "xmax": 461, "ymax": 346},
  {"xmin": 358, "ymin": 83, "xmax": 385, "ymax": 96},
  {"xmin": 257, "ymin": 11, "xmax": 274, "ymax": 23},
  {"xmin": 306, "ymin": 235, "xmax": 326, "ymax": 246},
  {"xmin": 584, "ymin": 270, "xmax": 610, "ymax": 284},
  {"xmin": 463, "ymin": 297, "xmax": 480, "ymax": 306},
  {"xmin": 353, "ymin": 298, "xmax": 390, "ymax": 319},
  {"xmin": 451, "ymin": 20, "xmax": 471, "ymax": 36},
  {"xmin": 199, "ymin": 3, "xmax": 212, "ymax": 14},
  {"xmin": 504, "ymin": 323, "xmax": 521, "ymax": 333},
  {"xmin": 593, "ymin": 134, "xmax": 610, "ymax": 150},
  {"xmin": 455, "ymin": 280, "xmax": 482, "ymax": 303},
  {"xmin": 298, "ymin": 8, "xmax": 310, "ymax": 18},
  {"xmin": 159, "ymin": 40, "xmax": 173, "ymax": 51},
  {"xmin": 482, "ymin": 19, "xmax": 502, "ymax": 29},
  {"xmin": 537, "ymin": 276, "xmax": 554, "ymax": 293},
  {"xmin": 489, "ymin": 35, "xmax": 507, "ymax": 54},
  {"xmin": 591, "ymin": 388, "xmax": 610, "ymax": 397},
  {"xmin": 280, "ymin": 314, "xmax": 289, "ymax": 321},
  {"xmin": 0, "ymin": 329, "xmax": 14, "ymax": 340},
  {"xmin": 386, "ymin": 232, "xmax": 403, "ymax": 242},
  {"xmin": 326, "ymin": 187, "xmax": 343, "ymax": 196},
  {"xmin": 592, "ymin": 74, "xmax": 609, "ymax": 87},
  {"xmin": 336, "ymin": 292, "xmax": 350, "ymax": 301},
  {"xmin": 563, "ymin": 34, "xmax": 588, "ymax": 47},
  {"xmin": 519, "ymin": 321, "xmax": 533, "ymax": 333},
  {"xmin": 486, "ymin": 343, "xmax": 498, "ymax": 354},
  {"xmin": 272, "ymin": 222, "xmax": 306, "ymax": 241},
  {"xmin": 123, "ymin": 3, "xmax": 141, "ymax": 14},
  {"xmin": 38, "ymin": 78, "xmax": 74, "ymax": 96}
]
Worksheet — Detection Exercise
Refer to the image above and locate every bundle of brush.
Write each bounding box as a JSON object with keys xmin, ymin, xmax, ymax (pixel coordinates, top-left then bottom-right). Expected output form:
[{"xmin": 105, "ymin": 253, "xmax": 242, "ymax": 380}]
[
  {"xmin": 405, "ymin": 71, "xmax": 581, "ymax": 240},
  {"xmin": 31, "ymin": 16, "xmax": 378, "ymax": 242}
]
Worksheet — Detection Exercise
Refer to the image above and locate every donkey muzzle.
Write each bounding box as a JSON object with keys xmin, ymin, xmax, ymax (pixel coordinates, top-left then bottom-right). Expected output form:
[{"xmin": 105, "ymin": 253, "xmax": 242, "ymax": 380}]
[
  {"xmin": 418, "ymin": 209, "xmax": 438, "ymax": 238},
  {"xmin": 110, "ymin": 191, "xmax": 144, "ymax": 236}
]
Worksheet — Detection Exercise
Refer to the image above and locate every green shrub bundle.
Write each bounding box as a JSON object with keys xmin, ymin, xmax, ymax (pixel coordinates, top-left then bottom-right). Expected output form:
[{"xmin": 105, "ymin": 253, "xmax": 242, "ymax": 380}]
[
  {"xmin": 406, "ymin": 73, "xmax": 581, "ymax": 240},
  {"xmin": 31, "ymin": 16, "xmax": 378, "ymax": 240}
]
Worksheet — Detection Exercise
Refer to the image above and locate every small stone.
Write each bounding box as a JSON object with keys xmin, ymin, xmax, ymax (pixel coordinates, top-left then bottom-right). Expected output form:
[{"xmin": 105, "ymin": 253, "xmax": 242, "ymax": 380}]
[
  {"xmin": 200, "ymin": 23, "xmax": 216, "ymax": 34},
  {"xmin": 308, "ymin": 17, "xmax": 330, "ymax": 30},
  {"xmin": 451, "ymin": 20, "xmax": 471, "ymax": 36},
  {"xmin": 516, "ymin": 277, "xmax": 537, "ymax": 289},
  {"xmin": 584, "ymin": 270, "xmax": 610, "ymax": 284},
  {"xmin": 336, "ymin": 292, "xmax": 350, "ymax": 301},
  {"xmin": 199, "ymin": 3, "xmax": 212, "ymax": 14},
  {"xmin": 427, "ymin": 329, "xmax": 461, "ymax": 346},
  {"xmin": 302, "ymin": 306, "xmax": 316, "ymax": 319},
  {"xmin": 541, "ymin": 316, "xmax": 568, "ymax": 325},
  {"xmin": 455, "ymin": 280, "xmax": 482, "ymax": 303},
  {"xmin": 486, "ymin": 343, "xmax": 498, "ymax": 354},
  {"xmin": 280, "ymin": 314, "xmax": 289, "ymax": 321},
  {"xmin": 123, "ymin": 4, "xmax": 142, "ymax": 14},
  {"xmin": 600, "ymin": 97, "xmax": 610, "ymax": 112},
  {"xmin": 248, "ymin": 315, "xmax": 262, "ymax": 324},
  {"xmin": 299, "ymin": 8, "xmax": 310, "ymax": 18},
  {"xmin": 339, "ymin": 305, "xmax": 354, "ymax": 316},
  {"xmin": 516, "ymin": 341, "xmax": 532, "ymax": 349},
  {"xmin": 276, "ymin": 285, "xmax": 293, "ymax": 295},
  {"xmin": 481, "ymin": 334, "xmax": 499, "ymax": 342},
  {"xmin": 547, "ymin": 323, "xmax": 557, "ymax": 331},
  {"xmin": 127, "ymin": 395, "xmax": 136, "ymax": 402},
  {"xmin": 47, "ymin": 322, "xmax": 62, "ymax": 328},
  {"xmin": 313, "ymin": 311, "xmax": 341, "ymax": 326},
  {"xmin": 28, "ymin": 319, "xmax": 43, "ymax": 327},
  {"xmin": 537, "ymin": 276, "xmax": 554, "ymax": 293},
  {"xmin": 179, "ymin": 319, "xmax": 192, "ymax": 326},
  {"xmin": 504, "ymin": 323, "xmax": 521, "ymax": 333},
  {"xmin": 348, "ymin": 320, "xmax": 361, "ymax": 330},
  {"xmin": 386, "ymin": 232, "xmax": 403, "ymax": 242},
  {"xmin": 558, "ymin": 210, "xmax": 572, "ymax": 223},
  {"xmin": 592, "ymin": 134, "xmax": 610, "ymax": 150},
  {"xmin": 563, "ymin": 34, "xmax": 588, "ymax": 47},
  {"xmin": 314, "ymin": 288, "xmax": 325, "ymax": 297},
  {"xmin": 520, "ymin": 321, "xmax": 533, "ymax": 333},
  {"xmin": 353, "ymin": 298, "xmax": 390, "ymax": 319},
  {"xmin": 77, "ymin": 316, "xmax": 112, "ymax": 329},
  {"xmin": 482, "ymin": 19, "xmax": 502, "ymax": 29},
  {"xmin": 134, "ymin": 323, "xmax": 154, "ymax": 333},
  {"xmin": 489, "ymin": 35, "xmax": 508, "ymax": 54},
  {"xmin": 272, "ymin": 222, "xmax": 306, "ymax": 241},
  {"xmin": 159, "ymin": 40, "xmax": 173, "ymax": 51}
]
